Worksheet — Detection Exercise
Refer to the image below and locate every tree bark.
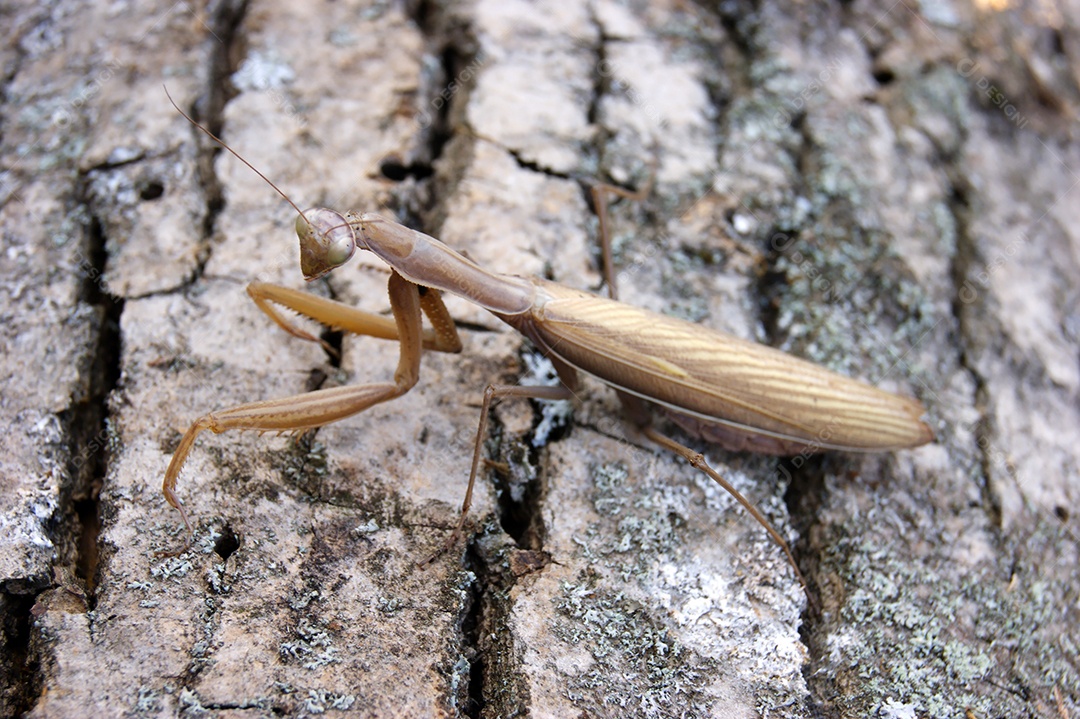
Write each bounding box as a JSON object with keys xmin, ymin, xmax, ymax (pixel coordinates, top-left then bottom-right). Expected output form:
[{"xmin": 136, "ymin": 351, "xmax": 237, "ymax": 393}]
[{"xmin": 1, "ymin": 0, "xmax": 1077, "ymax": 717}]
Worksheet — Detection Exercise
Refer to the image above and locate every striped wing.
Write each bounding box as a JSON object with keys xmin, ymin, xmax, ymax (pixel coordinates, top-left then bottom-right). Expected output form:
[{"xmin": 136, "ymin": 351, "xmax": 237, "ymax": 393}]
[{"xmin": 518, "ymin": 280, "xmax": 931, "ymax": 452}]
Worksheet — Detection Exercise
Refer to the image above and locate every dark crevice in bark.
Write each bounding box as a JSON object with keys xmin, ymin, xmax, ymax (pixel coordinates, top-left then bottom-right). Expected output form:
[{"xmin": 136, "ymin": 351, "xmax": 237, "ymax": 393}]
[
  {"xmin": 0, "ymin": 10, "xmax": 122, "ymax": 717},
  {"xmin": 458, "ymin": 539, "xmax": 486, "ymax": 719},
  {"xmin": 461, "ymin": 532, "xmax": 534, "ymax": 719},
  {"xmin": 404, "ymin": 0, "xmax": 438, "ymax": 36},
  {"xmin": 704, "ymin": 0, "xmax": 836, "ymax": 653},
  {"xmin": 318, "ymin": 326, "xmax": 345, "ymax": 369},
  {"xmin": 12, "ymin": 173, "xmax": 127, "ymax": 716},
  {"xmin": 184, "ymin": 0, "xmax": 251, "ymax": 283},
  {"xmin": 704, "ymin": 0, "xmax": 762, "ymax": 85},
  {"xmin": 757, "ymin": 103, "xmax": 812, "ymax": 314},
  {"xmin": 489, "ymin": 428, "xmax": 551, "ymax": 553},
  {"xmin": 756, "ymin": 231, "xmax": 794, "ymax": 348},
  {"xmin": 394, "ymin": 3, "xmax": 478, "ymax": 188},
  {"xmin": 196, "ymin": 0, "xmax": 251, "ymax": 132},
  {"xmin": 947, "ymin": 177, "xmax": 1003, "ymax": 531},
  {"xmin": 202, "ymin": 701, "xmax": 276, "ymax": 711},
  {"xmin": 780, "ymin": 453, "xmax": 826, "ymax": 586},
  {"xmin": 398, "ymin": 6, "xmax": 528, "ymax": 717},
  {"xmin": 495, "ymin": 353, "xmax": 572, "ymax": 553},
  {"xmin": 756, "ymin": 115, "xmax": 828, "ymax": 629},
  {"xmin": 0, "ymin": 591, "xmax": 40, "ymax": 718},
  {"xmin": 378, "ymin": 156, "xmax": 434, "ymax": 182},
  {"xmin": 62, "ymin": 195, "xmax": 125, "ymax": 606},
  {"xmin": 585, "ymin": 4, "xmax": 609, "ymax": 128},
  {"xmin": 506, "ymin": 148, "xmax": 575, "ymax": 181},
  {"xmin": 421, "ymin": 42, "xmax": 472, "ymax": 168},
  {"xmin": 388, "ymin": 1, "xmax": 481, "ymax": 227},
  {"xmin": 401, "ymin": 6, "xmax": 549, "ymax": 713}
]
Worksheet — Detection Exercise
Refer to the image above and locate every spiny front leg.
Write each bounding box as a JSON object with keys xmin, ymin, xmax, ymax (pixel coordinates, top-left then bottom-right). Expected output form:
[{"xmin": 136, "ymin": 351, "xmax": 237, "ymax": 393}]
[
  {"xmin": 246, "ymin": 281, "xmax": 463, "ymax": 353},
  {"xmin": 161, "ymin": 271, "xmax": 425, "ymax": 550}
]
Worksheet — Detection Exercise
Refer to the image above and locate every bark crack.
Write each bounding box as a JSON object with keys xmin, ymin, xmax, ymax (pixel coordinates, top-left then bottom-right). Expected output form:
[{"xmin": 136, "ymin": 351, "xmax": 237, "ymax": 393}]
[
  {"xmin": 181, "ymin": 0, "xmax": 251, "ymax": 287},
  {"xmin": 393, "ymin": 5, "xmax": 522, "ymax": 715},
  {"xmin": 63, "ymin": 201, "xmax": 123, "ymax": 606},
  {"xmin": 946, "ymin": 176, "xmax": 1002, "ymax": 530},
  {"xmin": 0, "ymin": 592, "xmax": 40, "ymax": 717}
]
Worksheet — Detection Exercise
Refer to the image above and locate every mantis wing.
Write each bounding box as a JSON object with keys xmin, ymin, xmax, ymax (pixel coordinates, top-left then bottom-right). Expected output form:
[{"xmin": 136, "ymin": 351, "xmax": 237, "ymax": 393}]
[{"xmin": 512, "ymin": 280, "xmax": 932, "ymax": 453}]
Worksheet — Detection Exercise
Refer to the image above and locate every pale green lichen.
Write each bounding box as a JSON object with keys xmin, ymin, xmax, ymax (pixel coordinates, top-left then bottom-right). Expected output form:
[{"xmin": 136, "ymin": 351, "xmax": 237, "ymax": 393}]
[
  {"xmin": 552, "ymin": 461, "xmax": 807, "ymax": 716},
  {"xmin": 301, "ymin": 689, "xmax": 356, "ymax": 713},
  {"xmin": 279, "ymin": 616, "xmax": 341, "ymax": 670},
  {"xmin": 553, "ymin": 579, "xmax": 717, "ymax": 718},
  {"xmin": 580, "ymin": 462, "xmax": 689, "ymax": 581},
  {"xmin": 150, "ymin": 555, "xmax": 193, "ymax": 581},
  {"xmin": 812, "ymin": 512, "xmax": 1079, "ymax": 716},
  {"xmin": 771, "ymin": 229, "xmax": 936, "ymax": 383}
]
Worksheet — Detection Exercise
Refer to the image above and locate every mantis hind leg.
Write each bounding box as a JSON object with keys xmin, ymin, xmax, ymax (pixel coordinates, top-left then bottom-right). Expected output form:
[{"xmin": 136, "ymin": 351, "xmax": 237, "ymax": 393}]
[
  {"xmin": 616, "ymin": 391, "xmax": 815, "ymax": 609},
  {"xmin": 593, "ymin": 173, "xmax": 814, "ymax": 608}
]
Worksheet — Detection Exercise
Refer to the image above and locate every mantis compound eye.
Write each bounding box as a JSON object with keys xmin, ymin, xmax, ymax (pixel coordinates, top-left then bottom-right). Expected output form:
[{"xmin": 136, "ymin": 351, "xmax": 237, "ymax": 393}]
[{"xmin": 297, "ymin": 208, "xmax": 357, "ymax": 281}]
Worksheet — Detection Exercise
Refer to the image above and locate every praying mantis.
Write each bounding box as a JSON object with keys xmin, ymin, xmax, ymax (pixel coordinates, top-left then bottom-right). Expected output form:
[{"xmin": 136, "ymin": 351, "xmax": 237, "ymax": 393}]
[{"xmin": 161, "ymin": 93, "xmax": 933, "ymax": 597}]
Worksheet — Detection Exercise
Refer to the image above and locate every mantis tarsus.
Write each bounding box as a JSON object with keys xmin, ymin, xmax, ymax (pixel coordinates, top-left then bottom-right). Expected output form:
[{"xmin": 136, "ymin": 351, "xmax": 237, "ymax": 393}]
[{"xmin": 162, "ymin": 92, "xmax": 933, "ymax": 600}]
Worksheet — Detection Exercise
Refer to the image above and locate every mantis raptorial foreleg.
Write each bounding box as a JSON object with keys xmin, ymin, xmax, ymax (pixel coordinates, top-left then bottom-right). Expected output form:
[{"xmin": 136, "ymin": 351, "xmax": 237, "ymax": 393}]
[
  {"xmin": 246, "ymin": 280, "xmax": 462, "ymax": 354},
  {"xmin": 616, "ymin": 388, "xmax": 811, "ymax": 595},
  {"xmin": 162, "ymin": 271, "xmax": 460, "ymax": 547}
]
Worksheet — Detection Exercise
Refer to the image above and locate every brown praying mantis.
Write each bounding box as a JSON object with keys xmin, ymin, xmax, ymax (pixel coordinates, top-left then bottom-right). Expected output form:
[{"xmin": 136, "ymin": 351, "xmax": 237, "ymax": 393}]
[{"xmin": 162, "ymin": 93, "xmax": 933, "ymax": 598}]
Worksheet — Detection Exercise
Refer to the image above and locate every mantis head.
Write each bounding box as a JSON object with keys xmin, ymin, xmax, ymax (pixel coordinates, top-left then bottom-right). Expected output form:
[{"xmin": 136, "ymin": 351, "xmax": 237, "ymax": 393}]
[
  {"xmin": 162, "ymin": 89, "xmax": 368, "ymax": 284},
  {"xmin": 297, "ymin": 208, "xmax": 361, "ymax": 281}
]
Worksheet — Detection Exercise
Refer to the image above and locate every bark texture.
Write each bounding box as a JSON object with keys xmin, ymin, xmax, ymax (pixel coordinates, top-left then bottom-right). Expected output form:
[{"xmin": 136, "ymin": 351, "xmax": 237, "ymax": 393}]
[{"xmin": 1, "ymin": 0, "xmax": 1077, "ymax": 717}]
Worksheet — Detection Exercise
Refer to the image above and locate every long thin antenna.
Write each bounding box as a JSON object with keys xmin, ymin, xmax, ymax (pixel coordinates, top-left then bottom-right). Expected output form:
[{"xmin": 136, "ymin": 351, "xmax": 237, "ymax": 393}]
[{"xmin": 164, "ymin": 85, "xmax": 307, "ymax": 220}]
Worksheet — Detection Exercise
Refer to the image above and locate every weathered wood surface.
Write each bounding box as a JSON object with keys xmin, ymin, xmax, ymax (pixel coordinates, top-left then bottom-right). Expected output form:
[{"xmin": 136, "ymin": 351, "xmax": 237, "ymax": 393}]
[{"xmin": 1, "ymin": 0, "xmax": 1077, "ymax": 717}]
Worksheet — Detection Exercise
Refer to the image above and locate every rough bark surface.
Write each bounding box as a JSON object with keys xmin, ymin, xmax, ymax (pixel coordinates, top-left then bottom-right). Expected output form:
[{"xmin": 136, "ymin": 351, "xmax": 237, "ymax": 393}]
[{"xmin": 1, "ymin": 0, "xmax": 1077, "ymax": 717}]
